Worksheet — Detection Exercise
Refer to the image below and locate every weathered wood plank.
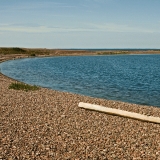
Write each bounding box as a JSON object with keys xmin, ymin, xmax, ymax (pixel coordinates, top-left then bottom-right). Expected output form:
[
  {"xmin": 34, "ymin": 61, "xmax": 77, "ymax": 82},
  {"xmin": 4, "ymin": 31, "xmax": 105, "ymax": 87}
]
[{"xmin": 78, "ymin": 102, "xmax": 160, "ymax": 124}]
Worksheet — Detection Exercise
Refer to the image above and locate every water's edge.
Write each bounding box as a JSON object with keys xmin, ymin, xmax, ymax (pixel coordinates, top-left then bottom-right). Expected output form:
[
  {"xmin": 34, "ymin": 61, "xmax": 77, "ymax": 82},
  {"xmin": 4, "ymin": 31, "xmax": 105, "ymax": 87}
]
[{"xmin": 0, "ymin": 54, "xmax": 160, "ymax": 108}]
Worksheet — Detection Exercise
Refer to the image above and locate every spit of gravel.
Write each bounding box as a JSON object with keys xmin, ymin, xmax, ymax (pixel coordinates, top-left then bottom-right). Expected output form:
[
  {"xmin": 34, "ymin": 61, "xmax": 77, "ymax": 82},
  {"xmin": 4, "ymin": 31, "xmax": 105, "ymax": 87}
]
[{"xmin": 0, "ymin": 72, "xmax": 160, "ymax": 159}]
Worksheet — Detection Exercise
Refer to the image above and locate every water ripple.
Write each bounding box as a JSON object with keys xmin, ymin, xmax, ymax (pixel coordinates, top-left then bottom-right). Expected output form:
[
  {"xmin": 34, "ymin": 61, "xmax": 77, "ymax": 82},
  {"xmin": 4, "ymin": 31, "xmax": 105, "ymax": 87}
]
[{"xmin": 1, "ymin": 55, "xmax": 160, "ymax": 107}]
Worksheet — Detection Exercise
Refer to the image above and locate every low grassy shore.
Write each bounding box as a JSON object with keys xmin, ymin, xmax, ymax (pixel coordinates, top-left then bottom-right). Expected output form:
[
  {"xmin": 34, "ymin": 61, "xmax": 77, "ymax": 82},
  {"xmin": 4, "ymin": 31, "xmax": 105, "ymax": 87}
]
[{"xmin": 0, "ymin": 49, "xmax": 160, "ymax": 159}]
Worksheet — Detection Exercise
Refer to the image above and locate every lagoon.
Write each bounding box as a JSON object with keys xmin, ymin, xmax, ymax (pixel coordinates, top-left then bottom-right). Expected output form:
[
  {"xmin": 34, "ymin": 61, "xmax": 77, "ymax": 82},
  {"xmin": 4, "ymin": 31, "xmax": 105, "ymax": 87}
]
[{"xmin": 0, "ymin": 54, "xmax": 160, "ymax": 107}]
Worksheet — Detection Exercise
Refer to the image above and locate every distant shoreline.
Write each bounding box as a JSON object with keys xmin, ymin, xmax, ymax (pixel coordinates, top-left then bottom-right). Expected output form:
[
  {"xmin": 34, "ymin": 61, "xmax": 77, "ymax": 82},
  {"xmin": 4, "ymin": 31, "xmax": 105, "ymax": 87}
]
[{"xmin": 1, "ymin": 47, "xmax": 160, "ymax": 63}]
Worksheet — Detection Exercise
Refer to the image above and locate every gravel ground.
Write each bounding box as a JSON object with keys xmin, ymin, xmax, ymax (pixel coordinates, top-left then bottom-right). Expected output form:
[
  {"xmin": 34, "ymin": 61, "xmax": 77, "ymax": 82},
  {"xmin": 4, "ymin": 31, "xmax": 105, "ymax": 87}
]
[{"xmin": 0, "ymin": 55, "xmax": 160, "ymax": 159}]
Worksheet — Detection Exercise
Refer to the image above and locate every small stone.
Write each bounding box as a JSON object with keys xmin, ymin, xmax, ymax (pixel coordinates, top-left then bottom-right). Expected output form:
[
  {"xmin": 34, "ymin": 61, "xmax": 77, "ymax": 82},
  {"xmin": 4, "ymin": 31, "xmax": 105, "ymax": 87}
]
[{"xmin": 61, "ymin": 115, "xmax": 66, "ymax": 118}]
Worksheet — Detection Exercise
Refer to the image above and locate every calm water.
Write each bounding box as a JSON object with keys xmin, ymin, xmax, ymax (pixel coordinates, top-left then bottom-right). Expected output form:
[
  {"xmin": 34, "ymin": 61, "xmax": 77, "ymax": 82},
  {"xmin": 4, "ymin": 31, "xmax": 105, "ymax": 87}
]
[{"xmin": 1, "ymin": 55, "xmax": 160, "ymax": 107}]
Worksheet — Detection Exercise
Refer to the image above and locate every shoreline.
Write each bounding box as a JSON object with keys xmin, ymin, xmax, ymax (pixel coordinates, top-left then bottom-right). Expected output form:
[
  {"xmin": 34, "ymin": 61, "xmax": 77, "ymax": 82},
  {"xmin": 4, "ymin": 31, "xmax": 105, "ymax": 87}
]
[
  {"xmin": 1, "ymin": 51, "xmax": 160, "ymax": 159},
  {"xmin": 1, "ymin": 52, "xmax": 160, "ymax": 108}
]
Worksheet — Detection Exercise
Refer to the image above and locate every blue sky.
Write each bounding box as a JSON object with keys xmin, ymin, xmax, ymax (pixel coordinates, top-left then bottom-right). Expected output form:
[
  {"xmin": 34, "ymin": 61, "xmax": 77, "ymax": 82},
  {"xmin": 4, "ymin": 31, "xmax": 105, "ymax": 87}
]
[{"xmin": 0, "ymin": 0, "xmax": 160, "ymax": 49}]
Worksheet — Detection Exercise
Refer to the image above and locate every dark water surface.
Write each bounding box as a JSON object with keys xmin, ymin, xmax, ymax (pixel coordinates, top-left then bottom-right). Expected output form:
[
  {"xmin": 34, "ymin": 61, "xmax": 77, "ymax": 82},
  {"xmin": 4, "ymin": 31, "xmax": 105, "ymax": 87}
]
[{"xmin": 1, "ymin": 54, "xmax": 160, "ymax": 107}]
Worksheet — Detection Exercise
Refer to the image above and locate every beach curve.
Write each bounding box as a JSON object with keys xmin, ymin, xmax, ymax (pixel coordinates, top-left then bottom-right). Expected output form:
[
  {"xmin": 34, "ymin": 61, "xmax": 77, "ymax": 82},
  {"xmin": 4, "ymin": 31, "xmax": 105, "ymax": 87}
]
[{"xmin": 0, "ymin": 50, "xmax": 160, "ymax": 159}]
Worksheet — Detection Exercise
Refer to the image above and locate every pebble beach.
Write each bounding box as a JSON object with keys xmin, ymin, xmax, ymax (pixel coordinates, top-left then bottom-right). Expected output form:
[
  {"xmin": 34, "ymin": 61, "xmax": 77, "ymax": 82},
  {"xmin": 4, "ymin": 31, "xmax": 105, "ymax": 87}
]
[{"xmin": 0, "ymin": 53, "xmax": 160, "ymax": 159}]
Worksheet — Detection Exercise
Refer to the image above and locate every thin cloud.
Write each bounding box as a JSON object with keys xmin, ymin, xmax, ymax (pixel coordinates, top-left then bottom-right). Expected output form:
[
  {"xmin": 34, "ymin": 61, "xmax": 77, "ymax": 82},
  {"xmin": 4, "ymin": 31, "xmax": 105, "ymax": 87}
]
[
  {"xmin": 0, "ymin": 2, "xmax": 75, "ymax": 13},
  {"xmin": 0, "ymin": 23, "xmax": 158, "ymax": 34},
  {"xmin": 87, "ymin": 23, "xmax": 158, "ymax": 33},
  {"xmin": 0, "ymin": 24, "xmax": 91, "ymax": 33}
]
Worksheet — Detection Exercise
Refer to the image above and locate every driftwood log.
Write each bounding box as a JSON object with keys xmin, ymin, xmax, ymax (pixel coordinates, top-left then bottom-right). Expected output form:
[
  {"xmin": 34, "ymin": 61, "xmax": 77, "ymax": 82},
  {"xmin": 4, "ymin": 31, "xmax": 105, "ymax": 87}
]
[{"xmin": 78, "ymin": 102, "xmax": 160, "ymax": 124}]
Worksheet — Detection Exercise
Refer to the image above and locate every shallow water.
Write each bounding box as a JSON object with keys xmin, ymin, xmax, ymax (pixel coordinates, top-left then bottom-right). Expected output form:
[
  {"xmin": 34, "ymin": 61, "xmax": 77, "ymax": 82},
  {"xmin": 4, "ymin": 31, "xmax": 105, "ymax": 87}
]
[{"xmin": 1, "ymin": 54, "xmax": 160, "ymax": 107}]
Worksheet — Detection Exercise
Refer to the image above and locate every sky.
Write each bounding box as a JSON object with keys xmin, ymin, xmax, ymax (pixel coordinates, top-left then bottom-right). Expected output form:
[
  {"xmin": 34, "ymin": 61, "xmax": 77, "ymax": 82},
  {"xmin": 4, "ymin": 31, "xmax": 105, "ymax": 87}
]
[{"xmin": 0, "ymin": 0, "xmax": 160, "ymax": 49}]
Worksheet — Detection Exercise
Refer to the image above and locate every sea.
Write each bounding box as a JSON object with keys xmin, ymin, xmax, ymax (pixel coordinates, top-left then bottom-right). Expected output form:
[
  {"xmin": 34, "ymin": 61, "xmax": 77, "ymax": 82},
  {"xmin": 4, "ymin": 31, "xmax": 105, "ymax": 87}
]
[{"xmin": 0, "ymin": 53, "xmax": 160, "ymax": 107}]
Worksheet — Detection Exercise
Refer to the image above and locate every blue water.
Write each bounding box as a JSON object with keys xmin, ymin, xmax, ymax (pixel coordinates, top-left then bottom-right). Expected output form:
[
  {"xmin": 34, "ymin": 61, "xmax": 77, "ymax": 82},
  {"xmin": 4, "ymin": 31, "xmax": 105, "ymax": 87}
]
[{"xmin": 0, "ymin": 54, "xmax": 160, "ymax": 107}]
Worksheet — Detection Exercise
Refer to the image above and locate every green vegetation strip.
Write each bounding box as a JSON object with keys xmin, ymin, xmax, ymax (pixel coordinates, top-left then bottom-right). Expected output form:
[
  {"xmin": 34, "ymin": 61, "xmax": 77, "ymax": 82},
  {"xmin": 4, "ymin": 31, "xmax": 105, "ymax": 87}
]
[
  {"xmin": 97, "ymin": 51, "xmax": 129, "ymax": 55},
  {"xmin": 9, "ymin": 82, "xmax": 39, "ymax": 92},
  {"xmin": 0, "ymin": 47, "xmax": 26, "ymax": 54}
]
